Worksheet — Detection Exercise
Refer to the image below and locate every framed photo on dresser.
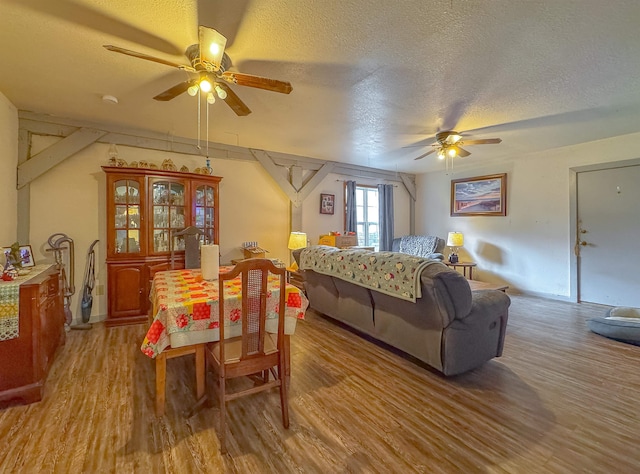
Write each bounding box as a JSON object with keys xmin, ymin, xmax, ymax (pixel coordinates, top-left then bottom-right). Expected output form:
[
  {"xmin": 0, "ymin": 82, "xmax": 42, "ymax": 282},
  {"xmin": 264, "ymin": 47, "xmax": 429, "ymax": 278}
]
[{"xmin": 3, "ymin": 244, "xmax": 35, "ymax": 267}]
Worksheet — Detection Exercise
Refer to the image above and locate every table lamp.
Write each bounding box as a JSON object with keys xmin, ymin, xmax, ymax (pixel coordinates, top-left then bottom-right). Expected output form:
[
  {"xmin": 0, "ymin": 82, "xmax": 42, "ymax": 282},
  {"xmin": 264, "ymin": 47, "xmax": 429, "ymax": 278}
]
[
  {"xmin": 287, "ymin": 231, "xmax": 307, "ymax": 270},
  {"xmin": 446, "ymin": 231, "xmax": 464, "ymax": 263}
]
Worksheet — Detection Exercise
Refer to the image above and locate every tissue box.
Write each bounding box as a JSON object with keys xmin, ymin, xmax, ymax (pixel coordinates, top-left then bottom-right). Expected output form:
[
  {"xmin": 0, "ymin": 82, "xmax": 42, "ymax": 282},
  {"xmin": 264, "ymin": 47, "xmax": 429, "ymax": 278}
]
[
  {"xmin": 318, "ymin": 234, "xmax": 358, "ymax": 248},
  {"xmin": 243, "ymin": 247, "xmax": 268, "ymax": 259}
]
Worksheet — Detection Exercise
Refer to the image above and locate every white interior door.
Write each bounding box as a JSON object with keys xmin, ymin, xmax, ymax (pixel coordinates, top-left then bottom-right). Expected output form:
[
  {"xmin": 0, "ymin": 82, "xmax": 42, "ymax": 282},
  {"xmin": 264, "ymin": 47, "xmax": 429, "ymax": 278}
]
[{"xmin": 577, "ymin": 165, "xmax": 640, "ymax": 306}]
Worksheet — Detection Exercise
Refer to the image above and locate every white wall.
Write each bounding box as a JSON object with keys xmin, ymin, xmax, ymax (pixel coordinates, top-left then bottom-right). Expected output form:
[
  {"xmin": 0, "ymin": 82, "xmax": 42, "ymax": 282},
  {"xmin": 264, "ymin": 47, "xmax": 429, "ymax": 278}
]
[
  {"xmin": 300, "ymin": 173, "xmax": 411, "ymax": 246},
  {"xmin": 0, "ymin": 92, "xmax": 17, "ymax": 245},
  {"xmin": 416, "ymin": 132, "xmax": 640, "ymax": 299}
]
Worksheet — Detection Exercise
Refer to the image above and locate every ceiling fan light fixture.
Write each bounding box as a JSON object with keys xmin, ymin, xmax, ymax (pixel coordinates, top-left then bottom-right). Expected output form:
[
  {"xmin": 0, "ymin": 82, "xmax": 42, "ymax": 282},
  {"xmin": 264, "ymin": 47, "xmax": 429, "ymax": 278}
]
[
  {"xmin": 199, "ymin": 78, "xmax": 212, "ymax": 93},
  {"xmin": 447, "ymin": 147, "xmax": 458, "ymax": 158},
  {"xmin": 437, "ymin": 149, "xmax": 446, "ymax": 160},
  {"xmin": 199, "ymin": 26, "xmax": 227, "ymax": 71},
  {"xmin": 215, "ymin": 84, "xmax": 227, "ymax": 100},
  {"xmin": 206, "ymin": 92, "xmax": 216, "ymax": 104},
  {"xmin": 104, "ymin": 24, "xmax": 289, "ymax": 117}
]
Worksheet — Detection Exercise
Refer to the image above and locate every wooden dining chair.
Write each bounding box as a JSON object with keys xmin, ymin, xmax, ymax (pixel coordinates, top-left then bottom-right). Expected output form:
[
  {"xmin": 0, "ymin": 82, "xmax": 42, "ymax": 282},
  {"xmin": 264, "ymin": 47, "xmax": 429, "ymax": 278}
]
[
  {"xmin": 171, "ymin": 226, "xmax": 204, "ymax": 270},
  {"xmin": 206, "ymin": 258, "xmax": 289, "ymax": 453}
]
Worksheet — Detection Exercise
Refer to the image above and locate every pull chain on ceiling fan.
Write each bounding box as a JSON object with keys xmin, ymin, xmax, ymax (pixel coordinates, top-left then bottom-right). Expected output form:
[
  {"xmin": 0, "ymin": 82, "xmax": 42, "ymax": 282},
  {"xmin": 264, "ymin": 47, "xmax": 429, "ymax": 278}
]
[{"xmin": 103, "ymin": 25, "xmax": 293, "ymax": 116}]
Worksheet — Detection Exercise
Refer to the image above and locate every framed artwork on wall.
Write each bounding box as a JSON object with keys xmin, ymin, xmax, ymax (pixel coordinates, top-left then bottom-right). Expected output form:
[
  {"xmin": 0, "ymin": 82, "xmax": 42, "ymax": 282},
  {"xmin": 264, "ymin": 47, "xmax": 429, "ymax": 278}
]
[
  {"xmin": 320, "ymin": 193, "xmax": 335, "ymax": 215},
  {"xmin": 451, "ymin": 173, "xmax": 507, "ymax": 216}
]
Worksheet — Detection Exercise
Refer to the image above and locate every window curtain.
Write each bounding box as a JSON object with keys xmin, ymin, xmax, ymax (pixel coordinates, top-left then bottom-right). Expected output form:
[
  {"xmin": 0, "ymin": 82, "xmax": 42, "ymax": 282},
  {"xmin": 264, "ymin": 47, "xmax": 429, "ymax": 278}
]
[
  {"xmin": 378, "ymin": 184, "xmax": 394, "ymax": 251},
  {"xmin": 345, "ymin": 180, "xmax": 357, "ymax": 233}
]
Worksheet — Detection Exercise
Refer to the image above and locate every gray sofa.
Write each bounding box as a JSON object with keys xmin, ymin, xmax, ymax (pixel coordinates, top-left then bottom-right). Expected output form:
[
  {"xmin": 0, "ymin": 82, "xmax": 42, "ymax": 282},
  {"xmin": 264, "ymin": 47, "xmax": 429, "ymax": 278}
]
[
  {"xmin": 295, "ymin": 246, "xmax": 510, "ymax": 376},
  {"xmin": 392, "ymin": 235, "xmax": 445, "ymax": 260}
]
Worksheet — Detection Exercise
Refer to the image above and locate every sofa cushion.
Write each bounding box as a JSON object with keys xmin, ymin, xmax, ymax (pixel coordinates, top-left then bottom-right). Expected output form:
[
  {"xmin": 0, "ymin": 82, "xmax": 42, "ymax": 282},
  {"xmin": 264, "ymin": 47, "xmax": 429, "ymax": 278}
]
[
  {"xmin": 304, "ymin": 271, "xmax": 339, "ymax": 317},
  {"xmin": 333, "ymin": 278, "xmax": 376, "ymax": 335}
]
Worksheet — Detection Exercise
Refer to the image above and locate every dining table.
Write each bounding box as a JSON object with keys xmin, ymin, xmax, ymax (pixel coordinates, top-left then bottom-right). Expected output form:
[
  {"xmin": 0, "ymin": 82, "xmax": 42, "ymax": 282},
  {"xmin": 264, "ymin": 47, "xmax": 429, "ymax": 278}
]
[{"xmin": 141, "ymin": 266, "xmax": 308, "ymax": 415}]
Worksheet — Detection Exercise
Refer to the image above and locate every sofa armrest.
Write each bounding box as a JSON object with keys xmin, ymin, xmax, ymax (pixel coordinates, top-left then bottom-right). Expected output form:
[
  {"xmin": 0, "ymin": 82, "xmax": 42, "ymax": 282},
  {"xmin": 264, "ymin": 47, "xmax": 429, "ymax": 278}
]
[
  {"xmin": 466, "ymin": 289, "xmax": 511, "ymax": 355},
  {"xmin": 466, "ymin": 290, "xmax": 511, "ymax": 320}
]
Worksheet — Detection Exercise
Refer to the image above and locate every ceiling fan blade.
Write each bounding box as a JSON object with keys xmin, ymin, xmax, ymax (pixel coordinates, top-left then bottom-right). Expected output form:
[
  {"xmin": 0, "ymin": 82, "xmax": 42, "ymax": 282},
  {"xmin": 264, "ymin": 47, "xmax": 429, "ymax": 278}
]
[
  {"xmin": 462, "ymin": 138, "xmax": 502, "ymax": 145},
  {"xmin": 414, "ymin": 149, "xmax": 437, "ymax": 160},
  {"xmin": 153, "ymin": 79, "xmax": 198, "ymax": 101},
  {"xmin": 103, "ymin": 45, "xmax": 195, "ymax": 72},
  {"xmin": 456, "ymin": 147, "xmax": 471, "ymax": 157},
  {"xmin": 218, "ymin": 83, "xmax": 252, "ymax": 116},
  {"xmin": 222, "ymin": 72, "xmax": 293, "ymax": 94}
]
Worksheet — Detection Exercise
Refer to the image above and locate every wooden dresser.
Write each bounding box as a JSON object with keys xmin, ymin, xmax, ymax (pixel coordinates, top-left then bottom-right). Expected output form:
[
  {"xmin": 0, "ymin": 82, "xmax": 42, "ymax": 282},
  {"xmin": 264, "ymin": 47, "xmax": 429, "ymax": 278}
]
[{"xmin": 0, "ymin": 265, "xmax": 65, "ymax": 407}]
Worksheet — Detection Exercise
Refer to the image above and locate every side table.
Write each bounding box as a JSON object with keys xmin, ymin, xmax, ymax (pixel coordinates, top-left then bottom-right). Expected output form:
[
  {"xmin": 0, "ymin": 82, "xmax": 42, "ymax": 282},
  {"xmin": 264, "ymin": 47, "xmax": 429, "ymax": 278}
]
[
  {"xmin": 444, "ymin": 261, "xmax": 477, "ymax": 280},
  {"xmin": 467, "ymin": 280, "xmax": 508, "ymax": 292},
  {"xmin": 286, "ymin": 267, "xmax": 306, "ymax": 293}
]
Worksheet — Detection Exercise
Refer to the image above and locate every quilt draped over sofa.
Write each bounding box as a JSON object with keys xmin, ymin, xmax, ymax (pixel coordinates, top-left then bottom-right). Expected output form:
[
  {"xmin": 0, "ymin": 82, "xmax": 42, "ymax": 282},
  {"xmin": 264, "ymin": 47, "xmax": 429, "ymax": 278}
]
[{"xmin": 299, "ymin": 245, "xmax": 441, "ymax": 302}]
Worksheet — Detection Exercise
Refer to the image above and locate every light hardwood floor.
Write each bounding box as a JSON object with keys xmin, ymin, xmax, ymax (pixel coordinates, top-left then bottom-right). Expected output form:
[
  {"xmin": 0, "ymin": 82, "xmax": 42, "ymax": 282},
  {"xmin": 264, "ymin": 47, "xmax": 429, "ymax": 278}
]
[{"xmin": 1, "ymin": 294, "xmax": 639, "ymax": 473}]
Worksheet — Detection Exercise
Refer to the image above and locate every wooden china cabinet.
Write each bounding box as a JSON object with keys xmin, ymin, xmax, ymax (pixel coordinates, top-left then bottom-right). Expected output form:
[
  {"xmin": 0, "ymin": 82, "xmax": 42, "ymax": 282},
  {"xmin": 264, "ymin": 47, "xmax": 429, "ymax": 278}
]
[{"xmin": 103, "ymin": 166, "xmax": 221, "ymax": 326}]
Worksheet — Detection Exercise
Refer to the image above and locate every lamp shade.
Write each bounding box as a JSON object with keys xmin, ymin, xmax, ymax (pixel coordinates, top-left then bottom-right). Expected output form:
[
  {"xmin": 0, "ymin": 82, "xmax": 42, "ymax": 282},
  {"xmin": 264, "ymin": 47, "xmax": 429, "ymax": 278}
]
[
  {"xmin": 288, "ymin": 232, "xmax": 307, "ymax": 250},
  {"xmin": 446, "ymin": 231, "xmax": 464, "ymax": 248}
]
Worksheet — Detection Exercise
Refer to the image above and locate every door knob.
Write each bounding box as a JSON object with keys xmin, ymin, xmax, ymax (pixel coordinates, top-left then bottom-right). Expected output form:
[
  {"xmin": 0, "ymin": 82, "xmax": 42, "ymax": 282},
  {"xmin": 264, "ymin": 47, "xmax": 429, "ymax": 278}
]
[{"xmin": 579, "ymin": 241, "xmax": 588, "ymax": 246}]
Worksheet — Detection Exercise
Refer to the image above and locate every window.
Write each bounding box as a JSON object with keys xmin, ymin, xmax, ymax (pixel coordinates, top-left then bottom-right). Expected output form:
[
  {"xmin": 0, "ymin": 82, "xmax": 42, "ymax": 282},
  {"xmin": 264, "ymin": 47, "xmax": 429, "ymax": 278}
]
[{"xmin": 355, "ymin": 186, "xmax": 379, "ymax": 250}]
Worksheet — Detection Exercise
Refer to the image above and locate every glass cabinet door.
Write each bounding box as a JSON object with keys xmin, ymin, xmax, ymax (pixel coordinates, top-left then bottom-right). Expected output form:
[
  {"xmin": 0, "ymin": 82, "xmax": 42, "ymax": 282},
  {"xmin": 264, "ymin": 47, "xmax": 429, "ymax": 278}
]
[
  {"xmin": 194, "ymin": 184, "xmax": 216, "ymax": 243},
  {"xmin": 151, "ymin": 180, "xmax": 186, "ymax": 253},
  {"xmin": 113, "ymin": 179, "xmax": 141, "ymax": 254}
]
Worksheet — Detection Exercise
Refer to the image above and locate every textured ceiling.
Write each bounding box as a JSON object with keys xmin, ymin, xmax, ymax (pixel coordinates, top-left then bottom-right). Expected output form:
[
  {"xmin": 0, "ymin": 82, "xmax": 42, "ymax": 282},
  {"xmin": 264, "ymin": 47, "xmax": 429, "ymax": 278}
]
[{"xmin": 1, "ymin": 0, "xmax": 639, "ymax": 173}]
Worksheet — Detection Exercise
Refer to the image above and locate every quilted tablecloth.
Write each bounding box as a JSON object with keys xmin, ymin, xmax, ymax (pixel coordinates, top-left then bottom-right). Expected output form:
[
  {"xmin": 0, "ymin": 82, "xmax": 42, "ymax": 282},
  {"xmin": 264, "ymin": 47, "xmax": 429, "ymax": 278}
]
[{"xmin": 141, "ymin": 267, "xmax": 308, "ymax": 358}]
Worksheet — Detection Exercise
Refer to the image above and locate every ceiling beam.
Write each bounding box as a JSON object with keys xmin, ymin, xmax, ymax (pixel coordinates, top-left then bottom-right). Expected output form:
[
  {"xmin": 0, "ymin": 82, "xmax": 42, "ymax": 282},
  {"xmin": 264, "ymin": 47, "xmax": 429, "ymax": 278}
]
[
  {"xmin": 290, "ymin": 165, "xmax": 303, "ymax": 233},
  {"xmin": 17, "ymin": 111, "xmax": 416, "ymax": 234},
  {"xmin": 398, "ymin": 173, "xmax": 416, "ymax": 234},
  {"xmin": 297, "ymin": 162, "xmax": 335, "ymax": 203},
  {"xmin": 18, "ymin": 111, "xmax": 413, "ymax": 183},
  {"xmin": 17, "ymin": 128, "xmax": 31, "ymax": 244},
  {"xmin": 251, "ymin": 149, "xmax": 298, "ymax": 202},
  {"xmin": 17, "ymin": 127, "xmax": 107, "ymax": 189}
]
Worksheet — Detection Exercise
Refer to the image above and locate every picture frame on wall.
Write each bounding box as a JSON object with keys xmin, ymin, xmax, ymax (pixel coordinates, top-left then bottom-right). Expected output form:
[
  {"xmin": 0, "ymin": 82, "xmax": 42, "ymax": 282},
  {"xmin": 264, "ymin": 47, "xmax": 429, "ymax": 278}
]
[
  {"xmin": 320, "ymin": 193, "xmax": 335, "ymax": 215},
  {"xmin": 451, "ymin": 173, "xmax": 507, "ymax": 216}
]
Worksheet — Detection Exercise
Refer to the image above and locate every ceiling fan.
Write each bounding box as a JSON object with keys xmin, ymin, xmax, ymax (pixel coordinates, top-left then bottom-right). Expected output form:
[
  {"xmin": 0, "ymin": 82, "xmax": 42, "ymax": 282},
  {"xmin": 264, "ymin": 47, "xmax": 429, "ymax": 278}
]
[
  {"xmin": 412, "ymin": 131, "xmax": 502, "ymax": 161},
  {"xmin": 103, "ymin": 25, "xmax": 293, "ymax": 116}
]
